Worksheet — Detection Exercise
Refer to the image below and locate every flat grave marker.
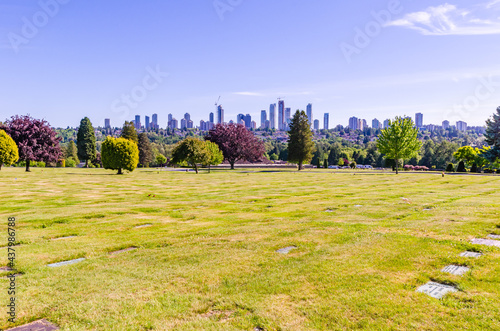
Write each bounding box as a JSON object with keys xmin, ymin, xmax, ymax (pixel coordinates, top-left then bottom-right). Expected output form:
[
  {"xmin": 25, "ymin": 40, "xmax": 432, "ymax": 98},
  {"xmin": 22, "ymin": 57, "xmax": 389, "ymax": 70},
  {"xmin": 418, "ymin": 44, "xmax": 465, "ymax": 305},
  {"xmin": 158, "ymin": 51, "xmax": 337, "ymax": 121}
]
[
  {"xmin": 134, "ymin": 224, "xmax": 152, "ymax": 229},
  {"xmin": 471, "ymin": 238, "xmax": 500, "ymax": 248},
  {"xmin": 47, "ymin": 258, "xmax": 85, "ymax": 268},
  {"xmin": 276, "ymin": 246, "xmax": 297, "ymax": 254},
  {"xmin": 6, "ymin": 319, "xmax": 59, "ymax": 331},
  {"xmin": 487, "ymin": 234, "xmax": 500, "ymax": 239},
  {"xmin": 0, "ymin": 266, "xmax": 13, "ymax": 271},
  {"xmin": 441, "ymin": 265, "xmax": 470, "ymax": 276},
  {"xmin": 416, "ymin": 282, "xmax": 458, "ymax": 299},
  {"xmin": 354, "ymin": 205, "xmax": 363, "ymax": 208},
  {"xmin": 110, "ymin": 247, "xmax": 137, "ymax": 255},
  {"xmin": 459, "ymin": 251, "xmax": 482, "ymax": 258}
]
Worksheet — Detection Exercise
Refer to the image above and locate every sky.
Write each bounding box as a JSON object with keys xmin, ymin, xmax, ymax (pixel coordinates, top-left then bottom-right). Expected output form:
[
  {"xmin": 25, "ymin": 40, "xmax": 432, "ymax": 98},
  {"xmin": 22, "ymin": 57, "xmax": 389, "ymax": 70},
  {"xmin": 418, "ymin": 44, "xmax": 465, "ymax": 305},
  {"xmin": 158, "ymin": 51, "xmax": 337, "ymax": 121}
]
[{"xmin": 1, "ymin": 0, "xmax": 500, "ymax": 128}]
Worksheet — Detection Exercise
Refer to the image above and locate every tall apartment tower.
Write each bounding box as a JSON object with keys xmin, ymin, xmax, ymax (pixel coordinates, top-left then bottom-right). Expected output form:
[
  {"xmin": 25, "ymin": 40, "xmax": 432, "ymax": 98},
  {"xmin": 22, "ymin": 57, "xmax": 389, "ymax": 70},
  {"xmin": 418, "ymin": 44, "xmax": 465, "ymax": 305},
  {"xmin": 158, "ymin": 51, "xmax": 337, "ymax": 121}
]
[
  {"xmin": 383, "ymin": 119, "xmax": 390, "ymax": 128},
  {"xmin": 269, "ymin": 104, "xmax": 276, "ymax": 129},
  {"xmin": 244, "ymin": 114, "xmax": 252, "ymax": 128},
  {"xmin": 372, "ymin": 118, "xmax": 380, "ymax": 129},
  {"xmin": 324, "ymin": 113, "xmax": 329, "ymax": 130},
  {"xmin": 135, "ymin": 115, "xmax": 141, "ymax": 130},
  {"xmin": 349, "ymin": 116, "xmax": 358, "ymax": 130},
  {"xmin": 415, "ymin": 113, "xmax": 423, "ymax": 128},
  {"xmin": 152, "ymin": 114, "xmax": 158, "ymax": 129},
  {"xmin": 314, "ymin": 119, "xmax": 320, "ymax": 131},
  {"xmin": 209, "ymin": 112, "xmax": 214, "ymax": 123},
  {"xmin": 104, "ymin": 118, "xmax": 111, "ymax": 129},
  {"xmin": 278, "ymin": 100, "xmax": 285, "ymax": 130},
  {"xmin": 145, "ymin": 116, "xmax": 150, "ymax": 130},
  {"xmin": 184, "ymin": 113, "xmax": 191, "ymax": 121},
  {"xmin": 260, "ymin": 110, "xmax": 267, "ymax": 128},
  {"xmin": 217, "ymin": 105, "xmax": 224, "ymax": 124},
  {"xmin": 306, "ymin": 103, "xmax": 313, "ymax": 127},
  {"xmin": 442, "ymin": 120, "xmax": 450, "ymax": 130}
]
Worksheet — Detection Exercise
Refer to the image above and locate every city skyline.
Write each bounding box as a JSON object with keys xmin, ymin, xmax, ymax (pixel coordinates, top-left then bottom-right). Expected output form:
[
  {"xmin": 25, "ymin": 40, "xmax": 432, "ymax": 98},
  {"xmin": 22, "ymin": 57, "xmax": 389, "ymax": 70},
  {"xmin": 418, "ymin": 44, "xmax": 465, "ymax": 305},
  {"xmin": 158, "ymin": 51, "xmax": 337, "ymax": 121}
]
[{"xmin": 2, "ymin": 1, "xmax": 500, "ymax": 128}]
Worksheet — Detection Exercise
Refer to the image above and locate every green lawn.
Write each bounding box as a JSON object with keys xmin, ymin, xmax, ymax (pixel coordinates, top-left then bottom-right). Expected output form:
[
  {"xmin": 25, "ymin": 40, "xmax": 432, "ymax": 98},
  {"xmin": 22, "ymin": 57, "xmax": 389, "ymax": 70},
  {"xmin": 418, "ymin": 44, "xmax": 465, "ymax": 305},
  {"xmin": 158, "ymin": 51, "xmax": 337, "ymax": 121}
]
[{"xmin": 1, "ymin": 168, "xmax": 499, "ymax": 330}]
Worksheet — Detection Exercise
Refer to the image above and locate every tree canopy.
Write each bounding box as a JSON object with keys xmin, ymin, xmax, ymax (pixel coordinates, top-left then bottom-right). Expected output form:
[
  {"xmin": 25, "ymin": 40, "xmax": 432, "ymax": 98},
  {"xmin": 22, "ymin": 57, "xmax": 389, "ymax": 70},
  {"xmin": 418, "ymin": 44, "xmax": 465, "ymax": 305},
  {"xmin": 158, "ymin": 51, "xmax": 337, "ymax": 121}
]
[
  {"xmin": 202, "ymin": 140, "xmax": 224, "ymax": 173},
  {"xmin": 77, "ymin": 117, "xmax": 96, "ymax": 167},
  {"xmin": 171, "ymin": 138, "xmax": 211, "ymax": 174},
  {"xmin": 2, "ymin": 115, "xmax": 62, "ymax": 172},
  {"xmin": 453, "ymin": 146, "xmax": 476, "ymax": 167},
  {"xmin": 287, "ymin": 110, "xmax": 315, "ymax": 170},
  {"xmin": 121, "ymin": 121, "xmax": 138, "ymax": 143},
  {"xmin": 376, "ymin": 116, "xmax": 422, "ymax": 174},
  {"xmin": 205, "ymin": 123, "xmax": 264, "ymax": 169},
  {"xmin": 138, "ymin": 133, "xmax": 153, "ymax": 167},
  {"xmin": 0, "ymin": 130, "xmax": 19, "ymax": 170},
  {"xmin": 484, "ymin": 106, "xmax": 500, "ymax": 162},
  {"xmin": 101, "ymin": 136, "xmax": 139, "ymax": 174}
]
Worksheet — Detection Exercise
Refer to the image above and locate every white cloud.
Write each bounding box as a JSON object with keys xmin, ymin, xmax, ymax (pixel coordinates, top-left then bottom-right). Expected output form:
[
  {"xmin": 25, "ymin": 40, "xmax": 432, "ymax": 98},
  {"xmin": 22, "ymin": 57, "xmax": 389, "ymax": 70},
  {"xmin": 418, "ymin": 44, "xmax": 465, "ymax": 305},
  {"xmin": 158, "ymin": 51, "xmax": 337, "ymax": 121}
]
[{"xmin": 387, "ymin": 2, "xmax": 500, "ymax": 35}]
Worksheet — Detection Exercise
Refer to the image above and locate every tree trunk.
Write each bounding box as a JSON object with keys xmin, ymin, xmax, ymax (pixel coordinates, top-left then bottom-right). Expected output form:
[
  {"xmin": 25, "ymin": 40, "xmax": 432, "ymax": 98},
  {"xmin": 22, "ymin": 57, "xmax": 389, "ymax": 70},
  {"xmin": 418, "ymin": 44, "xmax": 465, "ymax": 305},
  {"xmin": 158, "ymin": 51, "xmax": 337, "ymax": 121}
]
[
  {"xmin": 298, "ymin": 161, "xmax": 303, "ymax": 171},
  {"xmin": 395, "ymin": 159, "xmax": 399, "ymax": 174},
  {"xmin": 208, "ymin": 165, "xmax": 211, "ymax": 173},
  {"xmin": 85, "ymin": 159, "xmax": 88, "ymax": 168},
  {"xmin": 118, "ymin": 168, "xmax": 122, "ymax": 175},
  {"xmin": 25, "ymin": 160, "xmax": 30, "ymax": 172},
  {"xmin": 230, "ymin": 162, "xmax": 235, "ymax": 170},
  {"xmin": 0, "ymin": 163, "xmax": 2, "ymax": 170},
  {"xmin": 194, "ymin": 164, "xmax": 198, "ymax": 174}
]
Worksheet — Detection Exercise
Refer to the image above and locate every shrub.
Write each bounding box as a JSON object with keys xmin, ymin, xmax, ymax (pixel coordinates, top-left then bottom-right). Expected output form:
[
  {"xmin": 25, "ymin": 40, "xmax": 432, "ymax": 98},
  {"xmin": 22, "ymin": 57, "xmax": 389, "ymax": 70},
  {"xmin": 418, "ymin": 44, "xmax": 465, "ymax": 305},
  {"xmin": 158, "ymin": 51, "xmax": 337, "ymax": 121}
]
[
  {"xmin": 471, "ymin": 163, "xmax": 478, "ymax": 173},
  {"xmin": 35, "ymin": 161, "xmax": 46, "ymax": 168},
  {"xmin": 350, "ymin": 161, "xmax": 356, "ymax": 169},
  {"xmin": 446, "ymin": 163, "xmax": 455, "ymax": 172},
  {"xmin": 457, "ymin": 161, "xmax": 467, "ymax": 173},
  {"xmin": 404, "ymin": 165, "xmax": 414, "ymax": 171},
  {"xmin": 65, "ymin": 157, "xmax": 77, "ymax": 167},
  {"xmin": 57, "ymin": 159, "xmax": 65, "ymax": 167},
  {"xmin": 0, "ymin": 130, "xmax": 19, "ymax": 170}
]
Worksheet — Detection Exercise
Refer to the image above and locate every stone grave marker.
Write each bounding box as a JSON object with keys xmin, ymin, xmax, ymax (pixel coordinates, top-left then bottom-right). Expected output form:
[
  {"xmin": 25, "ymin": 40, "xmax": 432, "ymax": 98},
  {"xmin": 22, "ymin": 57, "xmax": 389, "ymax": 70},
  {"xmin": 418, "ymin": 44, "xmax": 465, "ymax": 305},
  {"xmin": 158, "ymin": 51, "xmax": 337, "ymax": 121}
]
[
  {"xmin": 354, "ymin": 205, "xmax": 363, "ymax": 207},
  {"xmin": 6, "ymin": 319, "xmax": 59, "ymax": 331},
  {"xmin": 134, "ymin": 224, "xmax": 152, "ymax": 229},
  {"xmin": 47, "ymin": 258, "xmax": 85, "ymax": 268},
  {"xmin": 416, "ymin": 282, "xmax": 458, "ymax": 299},
  {"xmin": 441, "ymin": 265, "xmax": 470, "ymax": 276},
  {"xmin": 471, "ymin": 238, "xmax": 500, "ymax": 248},
  {"xmin": 0, "ymin": 266, "xmax": 13, "ymax": 271},
  {"xmin": 110, "ymin": 247, "xmax": 137, "ymax": 255},
  {"xmin": 276, "ymin": 246, "xmax": 297, "ymax": 254},
  {"xmin": 487, "ymin": 234, "xmax": 500, "ymax": 239},
  {"xmin": 459, "ymin": 251, "xmax": 482, "ymax": 258}
]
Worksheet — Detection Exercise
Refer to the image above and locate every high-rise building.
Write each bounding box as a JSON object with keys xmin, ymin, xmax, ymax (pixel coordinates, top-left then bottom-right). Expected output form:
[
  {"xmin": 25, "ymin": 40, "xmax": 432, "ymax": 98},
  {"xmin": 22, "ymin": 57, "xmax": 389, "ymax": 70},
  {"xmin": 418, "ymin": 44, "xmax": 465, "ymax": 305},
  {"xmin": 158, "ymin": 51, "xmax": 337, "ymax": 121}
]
[
  {"xmin": 169, "ymin": 118, "xmax": 178, "ymax": 130},
  {"xmin": 372, "ymin": 119, "xmax": 380, "ymax": 129},
  {"xmin": 200, "ymin": 120, "xmax": 206, "ymax": 131},
  {"xmin": 251, "ymin": 121, "xmax": 257, "ymax": 130},
  {"xmin": 415, "ymin": 113, "xmax": 423, "ymax": 128},
  {"xmin": 284, "ymin": 107, "xmax": 291, "ymax": 130},
  {"xmin": 237, "ymin": 114, "xmax": 245, "ymax": 124},
  {"xmin": 184, "ymin": 113, "xmax": 190, "ymax": 121},
  {"xmin": 349, "ymin": 117, "xmax": 359, "ymax": 130},
  {"xmin": 442, "ymin": 120, "xmax": 450, "ymax": 130},
  {"xmin": 145, "ymin": 116, "xmax": 150, "ymax": 130},
  {"xmin": 260, "ymin": 110, "xmax": 267, "ymax": 128},
  {"xmin": 104, "ymin": 118, "xmax": 111, "ymax": 129},
  {"xmin": 180, "ymin": 118, "xmax": 187, "ymax": 129},
  {"xmin": 362, "ymin": 119, "xmax": 367, "ymax": 130},
  {"xmin": 244, "ymin": 114, "xmax": 252, "ymax": 128},
  {"xmin": 324, "ymin": 113, "xmax": 329, "ymax": 130},
  {"xmin": 456, "ymin": 121, "xmax": 467, "ymax": 131},
  {"xmin": 152, "ymin": 114, "xmax": 158, "ymax": 129},
  {"xmin": 168, "ymin": 114, "xmax": 173, "ymax": 126},
  {"xmin": 209, "ymin": 112, "xmax": 214, "ymax": 123},
  {"xmin": 383, "ymin": 119, "xmax": 390, "ymax": 129},
  {"xmin": 134, "ymin": 115, "xmax": 141, "ymax": 130},
  {"xmin": 314, "ymin": 119, "xmax": 320, "ymax": 131},
  {"xmin": 269, "ymin": 104, "xmax": 276, "ymax": 129},
  {"xmin": 306, "ymin": 104, "xmax": 313, "ymax": 127},
  {"xmin": 187, "ymin": 120, "xmax": 193, "ymax": 129},
  {"xmin": 217, "ymin": 105, "xmax": 224, "ymax": 124},
  {"xmin": 278, "ymin": 100, "xmax": 285, "ymax": 130}
]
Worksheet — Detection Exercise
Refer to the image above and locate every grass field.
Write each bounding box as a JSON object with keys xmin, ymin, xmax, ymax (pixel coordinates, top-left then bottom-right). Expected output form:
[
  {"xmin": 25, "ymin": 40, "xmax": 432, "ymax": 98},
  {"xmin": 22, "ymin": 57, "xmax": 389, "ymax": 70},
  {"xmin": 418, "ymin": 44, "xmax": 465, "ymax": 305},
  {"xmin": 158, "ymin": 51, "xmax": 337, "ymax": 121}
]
[{"xmin": 1, "ymin": 168, "xmax": 500, "ymax": 330}]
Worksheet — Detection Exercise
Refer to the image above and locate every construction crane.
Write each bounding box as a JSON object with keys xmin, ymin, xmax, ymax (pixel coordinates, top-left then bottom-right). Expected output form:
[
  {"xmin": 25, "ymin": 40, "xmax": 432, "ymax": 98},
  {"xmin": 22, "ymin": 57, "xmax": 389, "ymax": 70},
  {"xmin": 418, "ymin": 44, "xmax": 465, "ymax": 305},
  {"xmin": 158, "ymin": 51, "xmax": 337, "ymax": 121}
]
[{"xmin": 215, "ymin": 96, "xmax": 221, "ymax": 108}]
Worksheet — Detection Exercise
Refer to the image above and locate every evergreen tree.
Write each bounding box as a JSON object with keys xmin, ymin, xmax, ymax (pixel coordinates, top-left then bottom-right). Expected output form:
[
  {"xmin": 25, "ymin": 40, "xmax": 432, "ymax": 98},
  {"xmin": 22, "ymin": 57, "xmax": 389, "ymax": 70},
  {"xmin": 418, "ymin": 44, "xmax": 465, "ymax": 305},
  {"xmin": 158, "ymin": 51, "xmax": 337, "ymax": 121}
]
[
  {"xmin": 121, "ymin": 121, "xmax": 138, "ymax": 143},
  {"xmin": 484, "ymin": 106, "xmax": 500, "ymax": 161},
  {"xmin": 138, "ymin": 133, "xmax": 153, "ymax": 167},
  {"xmin": 287, "ymin": 110, "xmax": 315, "ymax": 170},
  {"xmin": 376, "ymin": 116, "xmax": 422, "ymax": 174},
  {"xmin": 323, "ymin": 159, "xmax": 328, "ymax": 169},
  {"xmin": 76, "ymin": 117, "xmax": 96, "ymax": 167},
  {"xmin": 457, "ymin": 161, "xmax": 467, "ymax": 172},
  {"xmin": 65, "ymin": 140, "xmax": 79, "ymax": 163}
]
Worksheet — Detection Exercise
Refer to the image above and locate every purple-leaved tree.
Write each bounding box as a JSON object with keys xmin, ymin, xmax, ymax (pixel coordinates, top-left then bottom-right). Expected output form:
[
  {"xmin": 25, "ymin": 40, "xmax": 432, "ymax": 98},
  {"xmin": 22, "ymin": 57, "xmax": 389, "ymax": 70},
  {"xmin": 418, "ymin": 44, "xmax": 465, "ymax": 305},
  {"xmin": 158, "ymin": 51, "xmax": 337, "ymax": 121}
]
[
  {"xmin": 204, "ymin": 123, "xmax": 265, "ymax": 169},
  {"xmin": 2, "ymin": 115, "xmax": 62, "ymax": 172}
]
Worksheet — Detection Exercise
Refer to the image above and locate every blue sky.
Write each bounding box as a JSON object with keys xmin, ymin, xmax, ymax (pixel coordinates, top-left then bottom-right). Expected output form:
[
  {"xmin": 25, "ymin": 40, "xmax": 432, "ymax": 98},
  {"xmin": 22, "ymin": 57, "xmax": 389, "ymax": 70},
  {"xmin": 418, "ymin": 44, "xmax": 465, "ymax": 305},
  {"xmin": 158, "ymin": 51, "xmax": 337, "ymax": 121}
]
[{"xmin": 1, "ymin": 0, "xmax": 500, "ymax": 128}]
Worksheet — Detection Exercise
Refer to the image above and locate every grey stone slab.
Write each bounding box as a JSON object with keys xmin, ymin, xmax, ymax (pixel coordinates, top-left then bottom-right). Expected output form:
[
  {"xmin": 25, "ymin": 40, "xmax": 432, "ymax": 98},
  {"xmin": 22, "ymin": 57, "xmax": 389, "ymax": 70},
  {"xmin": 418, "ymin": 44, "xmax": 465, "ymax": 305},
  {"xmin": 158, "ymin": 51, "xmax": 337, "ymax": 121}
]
[
  {"xmin": 51, "ymin": 236, "xmax": 77, "ymax": 241},
  {"xmin": 276, "ymin": 246, "xmax": 297, "ymax": 254},
  {"xmin": 459, "ymin": 251, "xmax": 483, "ymax": 258},
  {"xmin": 441, "ymin": 265, "xmax": 470, "ymax": 276},
  {"xmin": 47, "ymin": 258, "xmax": 85, "ymax": 268},
  {"xmin": 325, "ymin": 209, "xmax": 335, "ymax": 213},
  {"xmin": 487, "ymin": 234, "xmax": 500, "ymax": 239},
  {"xmin": 0, "ymin": 266, "xmax": 13, "ymax": 271},
  {"xmin": 134, "ymin": 224, "xmax": 152, "ymax": 229},
  {"xmin": 471, "ymin": 238, "xmax": 500, "ymax": 248},
  {"xmin": 354, "ymin": 205, "xmax": 363, "ymax": 207},
  {"xmin": 423, "ymin": 208, "xmax": 432, "ymax": 211},
  {"xmin": 110, "ymin": 247, "xmax": 137, "ymax": 255},
  {"xmin": 6, "ymin": 319, "xmax": 59, "ymax": 330},
  {"xmin": 416, "ymin": 282, "xmax": 458, "ymax": 299}
]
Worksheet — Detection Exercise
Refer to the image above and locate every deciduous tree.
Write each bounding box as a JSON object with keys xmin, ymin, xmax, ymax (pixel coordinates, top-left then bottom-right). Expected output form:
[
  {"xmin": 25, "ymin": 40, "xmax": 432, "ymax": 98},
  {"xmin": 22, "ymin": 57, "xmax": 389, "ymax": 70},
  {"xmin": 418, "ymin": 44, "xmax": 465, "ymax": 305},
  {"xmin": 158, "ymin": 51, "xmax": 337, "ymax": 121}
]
[
  {"xmin": 2, "ymin": 115, "xmax": 62, "ymax": 172},
  {"xmin": 138, "ymin": 133, "xmax": 153, "ymax": 167},
  {"xmin": 0, "ymin": 130, "xmax": 19, "ymax": 170},
  {"xmin": 205, "ymin": 123, "xmax": 265, "ymax": 170},
  {"xmin": 453, "ymin": 146, "xmax": 476, "ymax": 167},
  {"xmin": 203, "ymin": 140, "xmax": 224, "ymax": 173},
  {"xmin": 171, "ymin": 138, "xmax": 210, "ymax": 174},
  {"xmin": 287, "ymin": 110, "xmax": 315, "ymax": 170},
  {"xmin": 121, "ymin": 121, "xmax": 138, "ymax": 143},
  {"xmin": 101, "ymin": 136, "xmax": 139, "ymax": 174},
  {"xmin": 376, "ymin": 116, "xmax": 422, "ymax": 174},
  {"xmin": 76, "ymin": 117, "xmax": 96, "ymax": 167}
]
